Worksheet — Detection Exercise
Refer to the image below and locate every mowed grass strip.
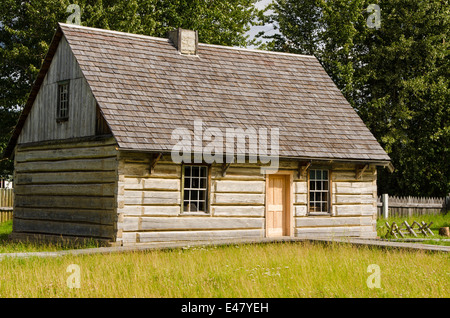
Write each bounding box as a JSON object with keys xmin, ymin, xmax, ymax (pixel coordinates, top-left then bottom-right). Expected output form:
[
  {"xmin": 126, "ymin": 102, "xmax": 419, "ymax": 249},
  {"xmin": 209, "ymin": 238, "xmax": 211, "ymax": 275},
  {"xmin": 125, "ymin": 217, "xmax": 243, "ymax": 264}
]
[{"xmin": 0, "ymin": 241, "xmax": 448, "ymax": 298}]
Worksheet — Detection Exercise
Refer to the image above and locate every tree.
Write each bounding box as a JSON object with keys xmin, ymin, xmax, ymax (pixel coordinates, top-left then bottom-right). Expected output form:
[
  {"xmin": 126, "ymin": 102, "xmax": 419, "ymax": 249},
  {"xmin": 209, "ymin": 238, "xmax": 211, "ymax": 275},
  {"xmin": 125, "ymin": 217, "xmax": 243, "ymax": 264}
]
[
  {"xmin": 0, "ymin": 0, "xmax": 261, "ymax": 178},
  {"xmin": 0, "ymin": 0, "xmax": 70, "ymax": 178},
  {"xmin": 264, "ymin": 0, "xmax": 449, "ymax": 197}
]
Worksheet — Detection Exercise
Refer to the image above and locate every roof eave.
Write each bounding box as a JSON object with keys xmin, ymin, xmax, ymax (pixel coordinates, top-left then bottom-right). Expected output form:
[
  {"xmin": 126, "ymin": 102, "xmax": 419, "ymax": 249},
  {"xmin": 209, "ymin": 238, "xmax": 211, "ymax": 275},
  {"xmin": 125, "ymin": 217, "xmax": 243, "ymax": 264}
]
[{"xmin": 116, "ymin": 147, "xmax": 392, "ymax": 168}]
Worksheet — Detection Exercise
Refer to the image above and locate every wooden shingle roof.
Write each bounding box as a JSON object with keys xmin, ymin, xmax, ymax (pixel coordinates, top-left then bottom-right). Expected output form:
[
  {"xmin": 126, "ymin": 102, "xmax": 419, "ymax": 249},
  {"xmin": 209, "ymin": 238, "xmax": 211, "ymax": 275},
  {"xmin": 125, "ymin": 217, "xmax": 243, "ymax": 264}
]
[{"xmin": 6, "ymin": 23, "xmax": 391, "ymax": 163}]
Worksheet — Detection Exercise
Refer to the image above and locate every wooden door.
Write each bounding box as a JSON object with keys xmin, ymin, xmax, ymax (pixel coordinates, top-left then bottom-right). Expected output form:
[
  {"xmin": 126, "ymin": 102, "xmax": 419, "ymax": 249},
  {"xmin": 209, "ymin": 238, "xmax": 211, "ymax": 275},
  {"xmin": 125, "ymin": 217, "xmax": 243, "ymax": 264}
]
[{"xmin": 266, "ymin": 175, "xmax": 290, "ymax": 237}]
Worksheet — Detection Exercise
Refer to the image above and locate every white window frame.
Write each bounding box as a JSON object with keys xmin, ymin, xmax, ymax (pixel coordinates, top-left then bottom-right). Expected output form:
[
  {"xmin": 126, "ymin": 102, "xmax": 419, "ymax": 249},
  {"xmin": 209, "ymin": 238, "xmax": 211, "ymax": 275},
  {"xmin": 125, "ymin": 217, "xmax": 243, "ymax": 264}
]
[
  {"xmin": 308, "ymin": 169, "xmax": 330, "ymax": 214},
  {"xmin": 182, "ymin": 165, "xmax": 209, "ymax": 213}
]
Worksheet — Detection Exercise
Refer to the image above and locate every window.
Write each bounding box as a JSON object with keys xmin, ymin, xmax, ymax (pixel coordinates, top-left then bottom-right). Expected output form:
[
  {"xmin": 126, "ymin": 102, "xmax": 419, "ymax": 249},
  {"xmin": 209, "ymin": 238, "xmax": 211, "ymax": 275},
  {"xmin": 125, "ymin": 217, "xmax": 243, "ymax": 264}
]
[
  {"xmin": 183, "ymin": 165, "xmax": 208, "ymax": 213},
  {"xmin": 57, "ymin": 81, "xmax": 69, "ymax": 121},
  {"xmin": 309, "ymin": 169, "xmax": 330, "ymax": 213}
]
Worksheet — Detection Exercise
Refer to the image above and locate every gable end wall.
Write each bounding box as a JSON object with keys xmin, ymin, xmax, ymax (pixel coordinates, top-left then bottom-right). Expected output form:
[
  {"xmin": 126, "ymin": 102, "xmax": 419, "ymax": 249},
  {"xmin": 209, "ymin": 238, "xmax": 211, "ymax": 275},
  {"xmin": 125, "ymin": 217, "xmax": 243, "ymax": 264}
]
[{"xmin": 18, "ymin": 36, "xmax": 97, "ymax": 144}]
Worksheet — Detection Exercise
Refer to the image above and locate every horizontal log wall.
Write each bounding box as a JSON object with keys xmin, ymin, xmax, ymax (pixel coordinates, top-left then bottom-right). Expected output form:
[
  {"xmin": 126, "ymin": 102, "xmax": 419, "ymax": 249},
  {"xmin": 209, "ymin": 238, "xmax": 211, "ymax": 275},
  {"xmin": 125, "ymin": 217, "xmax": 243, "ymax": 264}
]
[
  {"xmin": 11, "ymin": 137, "xmax": 118, "ymax": 242},
  {"xmin": 117, "ymin": 153, "xmax": 268, "ymax": 244},
  {"xmin": 117, "ymin": 156, "xmax": 378, "ymax": 244},
  {"xmin": 294, "ymin": 163, "xmax": 378, "ymax": 239}
]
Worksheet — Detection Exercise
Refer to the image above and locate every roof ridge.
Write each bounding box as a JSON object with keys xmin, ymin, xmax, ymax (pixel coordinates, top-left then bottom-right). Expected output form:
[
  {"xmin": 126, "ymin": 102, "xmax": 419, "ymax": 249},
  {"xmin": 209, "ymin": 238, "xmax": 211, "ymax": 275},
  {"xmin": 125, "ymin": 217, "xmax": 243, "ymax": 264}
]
[
  {"xmin": 58, "ymin": 23, "xmax": 316, "ymax": 59},
  {"xmin": 58, "ymin": 22, "xmax": 168, "ymax": 42},
  {"xmin": 200, "ymin": 43, "xmax": 316, "ymax": 59}
]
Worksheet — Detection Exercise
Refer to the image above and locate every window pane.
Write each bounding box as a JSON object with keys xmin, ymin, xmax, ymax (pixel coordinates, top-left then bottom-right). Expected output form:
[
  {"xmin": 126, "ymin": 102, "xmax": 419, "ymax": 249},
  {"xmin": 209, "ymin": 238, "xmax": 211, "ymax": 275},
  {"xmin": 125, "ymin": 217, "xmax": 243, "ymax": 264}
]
[
  {"xmin": 308, "ymin": 169, "xmax": 330, "ymax": 213},
  {"xmin": 317, "ymin": 181, "xmax": 322, "ymax": 190},
  {"xmin": 58, "ymin": 83, "xmax": 69, "ymax": 119},
  {"xmin": 316, "ymin": 170, "xmax": 322, "ymax": 180},
  {"xmin": 183, "ymin": 165, "xmax": 209, "ymax": 213}
]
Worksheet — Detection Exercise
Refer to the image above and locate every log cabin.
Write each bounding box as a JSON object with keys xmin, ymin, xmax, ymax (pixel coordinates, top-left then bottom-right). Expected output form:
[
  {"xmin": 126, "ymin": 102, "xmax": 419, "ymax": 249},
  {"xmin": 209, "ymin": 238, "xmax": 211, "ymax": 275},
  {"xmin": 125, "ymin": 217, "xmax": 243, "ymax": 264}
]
[{"xmin": 3, "ymin": 23, "xmax": 392, "ymax": 245}]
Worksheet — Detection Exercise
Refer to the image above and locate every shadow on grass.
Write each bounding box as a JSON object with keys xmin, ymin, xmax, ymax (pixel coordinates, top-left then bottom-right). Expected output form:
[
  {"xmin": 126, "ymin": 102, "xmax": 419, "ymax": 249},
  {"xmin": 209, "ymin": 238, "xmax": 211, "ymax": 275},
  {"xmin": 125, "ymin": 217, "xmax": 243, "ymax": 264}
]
[
  {"xmin": 0, "ymin": 220, "xmax": 12, "ymax": 242},
  {"xmin": 0, "ymin": 220, "xmax": 102, "ymax": 253}
]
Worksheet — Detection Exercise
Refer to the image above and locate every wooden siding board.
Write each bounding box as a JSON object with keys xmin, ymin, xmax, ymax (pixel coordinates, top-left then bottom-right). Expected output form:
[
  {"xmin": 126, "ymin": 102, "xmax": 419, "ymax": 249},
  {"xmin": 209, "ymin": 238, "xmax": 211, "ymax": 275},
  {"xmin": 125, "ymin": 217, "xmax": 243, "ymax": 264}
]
[
  {"xmin": 12, "ymin": 140, "xmax": 118, "ymax": 242},
  {"xmin": 14, "ymin": 207, "xmax": 116, "ymax": 225},
  {"xmin": 212, "ymin": 206, "xmax": 265, "ymax": 217},
  {"xmin": 132, "ymin": 229, "xmax": 264, "ymax": 243},
  {"xmin": 14, "ymin": 218, "xmax": 115, "ymax": 239},
  {"xmin": 295, "ymin": 216, "xmax": 373, "ymax": 227},
  {"xmin": 121, "ymin": 217, "xmax": 264, "ymax": 232},
  {"xmin": 295, "ymin": 226, "xmax": 376, "ymax": 238}
]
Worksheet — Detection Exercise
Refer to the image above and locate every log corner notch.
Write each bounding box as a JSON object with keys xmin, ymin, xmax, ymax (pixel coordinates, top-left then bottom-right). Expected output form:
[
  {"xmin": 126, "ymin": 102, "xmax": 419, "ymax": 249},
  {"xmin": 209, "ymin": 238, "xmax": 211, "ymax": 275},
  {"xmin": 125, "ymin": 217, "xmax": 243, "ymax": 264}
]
[
  {"xmin": 149, "ymin": 153, "xmax": 163, "ymax": 175},
  {"xmin": 355, "ymin": 164, "xmax": 369, "ymax": 180},
  {"xmin": 298, "ymin": 161, "xmax": 311, "ymax": 179}
]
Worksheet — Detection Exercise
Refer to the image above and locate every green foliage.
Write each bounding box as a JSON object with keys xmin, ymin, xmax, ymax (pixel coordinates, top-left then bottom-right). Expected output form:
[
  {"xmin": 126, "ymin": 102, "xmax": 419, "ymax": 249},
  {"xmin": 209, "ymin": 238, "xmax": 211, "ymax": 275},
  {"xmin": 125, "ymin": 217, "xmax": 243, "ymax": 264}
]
[
  {"xmin": 0, "ymin": 0, "xmax": 70, "ymax": 177},
  {"xmin": 0, "ymin": 0, "xmax": 261, "ymax": 177},
  {"xmin": 265, "ymin": 0, "xmax": 449, "ymax": 196}
]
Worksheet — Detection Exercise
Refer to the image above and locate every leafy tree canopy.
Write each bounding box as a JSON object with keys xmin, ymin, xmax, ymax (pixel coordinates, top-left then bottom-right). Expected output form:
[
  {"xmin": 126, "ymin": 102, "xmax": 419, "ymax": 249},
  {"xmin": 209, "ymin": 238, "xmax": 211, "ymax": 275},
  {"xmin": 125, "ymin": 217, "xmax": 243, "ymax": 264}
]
[
  {"xmin": 263, "ymin": 0, "xmax": 449, "ymax": 196},
  {"xmin": 0, "ymin": 0, "xmax": 261, "ymax": 178}
]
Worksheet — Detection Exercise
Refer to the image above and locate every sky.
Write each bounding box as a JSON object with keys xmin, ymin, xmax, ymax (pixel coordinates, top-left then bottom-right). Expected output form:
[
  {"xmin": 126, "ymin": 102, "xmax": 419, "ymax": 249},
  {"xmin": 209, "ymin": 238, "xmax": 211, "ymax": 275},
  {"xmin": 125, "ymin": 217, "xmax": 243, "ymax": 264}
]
[{"xmin": 246, "ymin": 0, "xmax": 277, "ymax": 47}]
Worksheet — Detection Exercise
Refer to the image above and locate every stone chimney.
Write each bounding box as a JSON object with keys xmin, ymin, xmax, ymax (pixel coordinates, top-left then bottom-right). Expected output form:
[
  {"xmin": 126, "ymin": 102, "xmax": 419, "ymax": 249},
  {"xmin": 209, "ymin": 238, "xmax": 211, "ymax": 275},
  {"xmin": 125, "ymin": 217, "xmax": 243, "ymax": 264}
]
[{"xmin": 168, "ymin": 28, "xmax": 198, "ymax": 55}]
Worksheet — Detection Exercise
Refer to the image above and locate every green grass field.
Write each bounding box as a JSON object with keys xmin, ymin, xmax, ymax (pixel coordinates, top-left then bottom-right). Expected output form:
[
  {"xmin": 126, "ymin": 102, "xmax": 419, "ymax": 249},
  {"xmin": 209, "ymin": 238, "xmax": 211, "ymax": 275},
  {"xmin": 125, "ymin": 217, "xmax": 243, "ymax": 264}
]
[
  {"xmin": 0, "ymin": 241, "xmax": 448, "ymax": 298},
  {"xmin": 0, "ymin": 215, "xmax": 449, "ymax": 298}
]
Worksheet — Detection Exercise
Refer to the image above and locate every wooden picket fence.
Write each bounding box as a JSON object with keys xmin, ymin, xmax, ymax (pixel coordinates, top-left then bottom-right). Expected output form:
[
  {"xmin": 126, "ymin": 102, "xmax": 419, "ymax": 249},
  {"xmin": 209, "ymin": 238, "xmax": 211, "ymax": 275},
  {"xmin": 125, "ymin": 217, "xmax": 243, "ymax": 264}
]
[
  {"xmin": 0, "ymin": 188, "xmax": 14, "ymax": 223},
  {"xmin": 377, "ymin": 194, "xmax": 449, "ymax": 218}
]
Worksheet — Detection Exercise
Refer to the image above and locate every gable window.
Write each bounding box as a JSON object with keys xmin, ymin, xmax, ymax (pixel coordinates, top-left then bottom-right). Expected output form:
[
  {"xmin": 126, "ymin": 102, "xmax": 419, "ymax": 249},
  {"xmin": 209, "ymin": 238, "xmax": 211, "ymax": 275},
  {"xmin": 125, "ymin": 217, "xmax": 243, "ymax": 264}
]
[
  {"xmin": 309, "ymin": 169, "xmax": 330, "ymax": 213},
  {"xmin": 183, "ymin": 165, "xmax": 209, "ymax": 213},
  {"xmin": 57, "ymin": 81, "xmax": 69, "ymax": 121}
]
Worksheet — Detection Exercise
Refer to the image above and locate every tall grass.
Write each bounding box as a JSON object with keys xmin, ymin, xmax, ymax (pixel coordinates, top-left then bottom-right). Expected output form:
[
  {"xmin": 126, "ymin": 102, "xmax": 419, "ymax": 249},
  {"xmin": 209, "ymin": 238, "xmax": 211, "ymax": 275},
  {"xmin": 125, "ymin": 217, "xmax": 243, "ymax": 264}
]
[{"xmin": 0, "ymin": 242, "xmax": 448, "ymax": 298}]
